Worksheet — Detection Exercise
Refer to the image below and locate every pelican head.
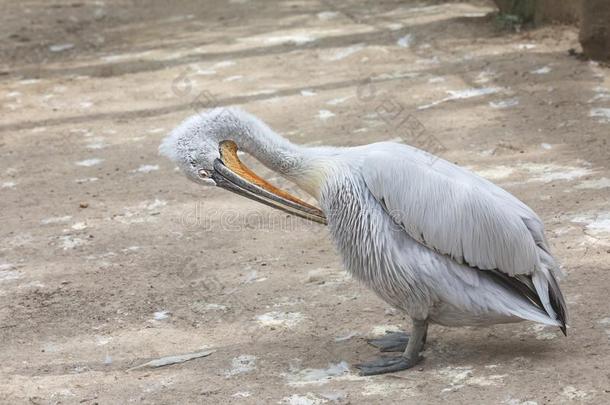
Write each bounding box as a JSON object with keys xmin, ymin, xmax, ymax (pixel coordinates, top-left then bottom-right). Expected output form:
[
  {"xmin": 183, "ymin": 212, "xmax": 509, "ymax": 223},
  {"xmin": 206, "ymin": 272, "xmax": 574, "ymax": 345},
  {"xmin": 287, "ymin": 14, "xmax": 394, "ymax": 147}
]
[
  {"xmin": 159, "ymin": 107, "xmax": 327, "ymax": 224},
  {"xmin": 159, "ymin": 108, "xmax": 229, "ymax": 186}
]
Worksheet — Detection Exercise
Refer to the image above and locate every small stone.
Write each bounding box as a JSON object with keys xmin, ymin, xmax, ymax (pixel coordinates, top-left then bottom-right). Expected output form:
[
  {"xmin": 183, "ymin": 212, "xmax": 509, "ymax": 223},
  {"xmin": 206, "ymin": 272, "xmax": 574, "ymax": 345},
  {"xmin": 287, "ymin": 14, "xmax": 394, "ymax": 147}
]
[{"xmin": 79, "ymin": 202, "xmax": 89, "ymax": 208}]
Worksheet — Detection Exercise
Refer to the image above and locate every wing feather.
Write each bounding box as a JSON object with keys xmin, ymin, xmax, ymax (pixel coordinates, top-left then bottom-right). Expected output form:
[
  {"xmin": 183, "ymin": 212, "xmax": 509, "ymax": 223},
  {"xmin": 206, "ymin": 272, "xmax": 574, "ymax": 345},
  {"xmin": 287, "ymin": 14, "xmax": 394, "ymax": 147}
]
[
  {"xmin": 361, "ymin": 143, "xmax": 568, "ymax": 329},
  {"xmin": 362, "ymin": 148, "xmax": 538, "ymax": 275}
]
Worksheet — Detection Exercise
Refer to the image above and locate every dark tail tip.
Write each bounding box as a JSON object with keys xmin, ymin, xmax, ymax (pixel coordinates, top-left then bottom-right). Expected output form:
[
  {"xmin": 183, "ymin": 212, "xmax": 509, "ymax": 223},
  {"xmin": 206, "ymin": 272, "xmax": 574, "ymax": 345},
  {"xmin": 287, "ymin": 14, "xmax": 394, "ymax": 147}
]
[{"xmin": 547, "ymin": 274, "xmax": 568, "ymax": 337}]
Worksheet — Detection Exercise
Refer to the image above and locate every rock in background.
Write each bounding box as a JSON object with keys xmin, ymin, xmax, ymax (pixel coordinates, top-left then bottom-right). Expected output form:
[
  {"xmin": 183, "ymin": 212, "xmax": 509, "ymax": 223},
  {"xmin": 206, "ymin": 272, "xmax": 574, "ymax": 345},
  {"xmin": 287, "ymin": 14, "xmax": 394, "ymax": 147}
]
[
  {"xmin": 580, "ymin": 0, "xmax": 610, "ymax": 61},
  {"xmin": 493, "ymin": 0, "xmax": 610, "ymax": 61},
  {"xmin": 493, "ymin": 0, "xmax": 582, "ymax": 24}
]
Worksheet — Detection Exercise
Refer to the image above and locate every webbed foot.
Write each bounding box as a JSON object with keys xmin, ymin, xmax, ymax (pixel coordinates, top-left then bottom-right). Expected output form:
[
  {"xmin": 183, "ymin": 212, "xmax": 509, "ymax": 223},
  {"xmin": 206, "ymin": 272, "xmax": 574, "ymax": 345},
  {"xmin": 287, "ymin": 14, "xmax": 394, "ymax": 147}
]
[
  {"xmin": 355, "ymin": 355, "xmax": 422, "ymax": 376},
  {"xmin": 357, "ymin": 319, "xmax": 428, "ymax": 376},
  {"xmin": 367, "ymin": 331, "xmax": 410, "ymax": 352}
]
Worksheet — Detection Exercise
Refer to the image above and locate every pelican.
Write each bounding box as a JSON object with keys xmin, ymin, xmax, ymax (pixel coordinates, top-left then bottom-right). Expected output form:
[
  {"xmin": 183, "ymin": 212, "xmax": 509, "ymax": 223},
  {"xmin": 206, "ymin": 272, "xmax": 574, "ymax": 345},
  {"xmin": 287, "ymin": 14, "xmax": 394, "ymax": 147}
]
[{"xmin": 160, "ymin": 107, "xmax": 568, "ymax": 375}]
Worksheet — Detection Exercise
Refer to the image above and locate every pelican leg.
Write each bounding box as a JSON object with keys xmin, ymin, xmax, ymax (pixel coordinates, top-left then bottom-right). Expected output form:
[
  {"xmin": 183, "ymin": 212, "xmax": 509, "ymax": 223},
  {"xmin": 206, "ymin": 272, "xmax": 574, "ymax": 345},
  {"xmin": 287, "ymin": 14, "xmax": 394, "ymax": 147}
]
[
  {"xmin": 367, "ymin": 331, "xmax": 410, "ymax": 352},
  {"xmin": 356, "ymin": 319, "xmax": 427, "ymax": 376}
]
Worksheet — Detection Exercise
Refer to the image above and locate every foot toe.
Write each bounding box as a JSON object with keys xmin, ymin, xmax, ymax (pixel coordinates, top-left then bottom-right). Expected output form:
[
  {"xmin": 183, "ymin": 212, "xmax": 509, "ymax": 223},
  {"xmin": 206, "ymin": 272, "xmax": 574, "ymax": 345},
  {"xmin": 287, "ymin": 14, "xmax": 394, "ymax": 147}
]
[
  {"xmin": 367, "ymin": 331, "xmax": 410, "ymax": 352},
  {"xmin": 355, "ymin": 356, "xmax": 402, "ymax": 368},
  {"xmin": 355, "ymin": 355, "xmax": 421, "ymax": 376}
]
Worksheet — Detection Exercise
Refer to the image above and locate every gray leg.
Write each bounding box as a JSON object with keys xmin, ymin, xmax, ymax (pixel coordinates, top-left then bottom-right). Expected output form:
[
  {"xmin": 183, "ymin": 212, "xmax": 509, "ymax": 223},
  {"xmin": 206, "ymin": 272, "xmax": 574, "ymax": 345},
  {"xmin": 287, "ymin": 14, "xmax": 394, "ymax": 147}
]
[{"xmin": 355, "ymin": 319, "xmax": 428, "ymax": 376}]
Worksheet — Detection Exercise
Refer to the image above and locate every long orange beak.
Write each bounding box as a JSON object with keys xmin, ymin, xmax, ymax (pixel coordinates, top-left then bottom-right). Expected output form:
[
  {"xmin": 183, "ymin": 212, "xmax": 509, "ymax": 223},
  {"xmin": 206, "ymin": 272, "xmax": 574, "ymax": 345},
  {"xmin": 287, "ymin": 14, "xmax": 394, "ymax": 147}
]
[{"xmin": 210, "ymin": 140, "xmax": 327, "ymax": 225}]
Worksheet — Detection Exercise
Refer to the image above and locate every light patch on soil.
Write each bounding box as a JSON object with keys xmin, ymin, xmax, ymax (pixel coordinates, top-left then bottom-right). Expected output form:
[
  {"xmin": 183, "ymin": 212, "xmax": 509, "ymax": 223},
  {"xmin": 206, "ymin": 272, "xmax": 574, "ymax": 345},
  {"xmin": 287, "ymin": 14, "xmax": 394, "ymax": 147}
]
[
  {"xmin": 520, "ymin": 163, "xmax": 593, "ymax": 183},
  {"xmin": 590, "ymin": 108, "xmax": 610, "ymax": 123},
  {"xmin": 153, "ymin": 310, "xmax": 170, "ymax": 320},
  {"xmin": 438, "ymin": 366, "xmax": 474, "ymax": 392},
  {"xmin": 223, "ymin": 75, "xmax": 243, "ymax": 82},
  {"xmin": 418, "ymin": 87, "xmax": 502, "ymax": 110},
  {"xmin": 530, "ymin": 66, "xmax": 551, "ymax": 74},
  {"xmin": 397, "ymin": 34, "xmax": 414, "ymax": 48},
  {"xmin": 317, "ymin": 11, "xmax": 339, "ymax": 20},
  {"xmin": 317, "ymin": 110, "xmax": 335, "ymax": 120},
  {"xmin": 85, "ymin": 139, "xmax": 108, "ymax": 149},
  {"xmin": 134, "ymin": 164, "xmax": 159, "ymax": 173},
  {"xmin": 370, "ymin": 324, "xmax": 403, "ymax": 335},
  {"xmin": 59, "ymin": 235, "xmax": 86, "ymax": 250},
  {"xmin": 225, "ymin": 354, "xmax": 257, "ymax": 377},
  {"xmin": 281, "ymin": 393, "xmax": 328, "ymax": 405},
  {"xmin": 597, "ymin": 317, "xmax": 610, "ymax": 326},
  {"xmin": 438, "ymin": 366, "xmax": 506, "ymax": 392},
  {"xmin": 193, "ymin": 302, "xmax": 227, "ymax": 312},
  {"xmin": 305, "ymin": 268, "xmax": 349, "ymax": 285},
  {"xmin": 112, "ymin": 209, "xmax": 162, "ymax": 224},
  {"xmin": 504, "ymin": 398, "xmax": 538, "ymax": 405},
  {"xmin": 71, "ymin": 222, "xmax": 87, "ymax": 230},
  {"xmin": 466, "ymin": 374, "xmax": 507, "ymax": 387},
  {"xmin": 243, "ymin": 270, "xmax": 267, "ymax": 283},
  {"xmin": 0, "ymin": 264, "xmax": 22, "ymax": 282},
  {"xmin": 428, "ymin": 76, "xmax": 446, "ymax": 83},
  {"xmin": 256, "ymin": 311, "xmax": 303, "ymax": 328},
  {"xmin": 284, "ymin": 361, "xmax": 350, "ymax": 386},
  {"xmin": 588, "ymin": 86, "xmax": 610, "ymax": 103},
  {"xmin": 259, "ymin": 34, "xmax": 316, "ymax": 46},
  {"xmin": 562, "ymin": 385, "xmax": 593, "ymax": 400},
  {"xmin": 361, "ymin": 381, "xmax": 419, "ymax": 397},
  {"xmin": 576, "ymin": 177, "xmax": 610, "ymax": 189},
  {"xmin": 516, "ymin": 43, "xmax": 536, "ymax": 50},
  {"xmin": 49, "ymin": 43, "xmax": 74, "ymax": 52},
  {"xmin": 326, "ymin": 96, "xmax": 351, "ymax": 105},
  {"xmin": 475, "ymin": 69, "xmax": 499, "ymax": 84},
  {"xmin": 529, "ymin": 324, "xmax": 558, "ymax": 340},
  {"xmin": 41, "ymin": 215, "xmax": 72, "ymax": 225},
  {"xmin": 324, "ymin": 44, "xmax": 366, "ymax": 61},
  {"xmin": 489, "ymin": 98, "xmax": 520, "ymax": 109},
  {"xmin": 472, "ymin": 165, "xmax": 515, "ymax": 180},
  {"xmin": 571, "ymin": 212, "xmax": 610, "ymax": 236},
  {"xmin": 75, "ymin": 158, "xmax": 104, "ymax": 167},
  {"xmin": 75, "ymin": 177, "xmax": 99, "ymax": 183}
]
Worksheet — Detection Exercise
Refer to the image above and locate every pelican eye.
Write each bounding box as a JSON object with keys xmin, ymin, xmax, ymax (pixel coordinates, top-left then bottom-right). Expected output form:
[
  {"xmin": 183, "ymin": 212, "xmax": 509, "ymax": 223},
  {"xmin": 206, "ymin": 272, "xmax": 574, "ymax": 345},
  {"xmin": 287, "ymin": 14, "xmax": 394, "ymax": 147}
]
[{"xmin": 198, "ymin": 169, "xmax": 212, "ymax": 178}]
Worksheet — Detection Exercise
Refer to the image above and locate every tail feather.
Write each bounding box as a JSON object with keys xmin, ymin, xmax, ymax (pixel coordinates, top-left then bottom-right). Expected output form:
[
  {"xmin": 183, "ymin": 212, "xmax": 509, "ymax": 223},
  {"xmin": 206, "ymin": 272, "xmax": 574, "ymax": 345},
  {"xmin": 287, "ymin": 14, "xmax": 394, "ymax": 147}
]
[
  {"xmin": 533, "ymin": 267, "xmax": 568, "ymax": 335},
  {"xmin": 532, "ymin": 270, "xmax": 556, "ymax": 319},
  {"xmin": 535, "ymin": 248, "xmax": 569, "ymax": 335},
  {"xmin": 547, "ymin": 271, "xmax": 568, "ymax": 335},
  {"xmin": 489, "ymin": 266, "xmax": 568, "ymax": 334}
]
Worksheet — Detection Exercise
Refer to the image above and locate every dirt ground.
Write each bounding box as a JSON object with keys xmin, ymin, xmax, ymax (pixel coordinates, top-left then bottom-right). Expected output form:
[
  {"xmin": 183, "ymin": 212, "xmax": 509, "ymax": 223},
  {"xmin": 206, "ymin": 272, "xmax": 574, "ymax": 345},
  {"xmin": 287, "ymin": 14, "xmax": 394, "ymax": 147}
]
[{"xmin": 1, "ymin": 0, "xmax": 609, "ymax": 404}]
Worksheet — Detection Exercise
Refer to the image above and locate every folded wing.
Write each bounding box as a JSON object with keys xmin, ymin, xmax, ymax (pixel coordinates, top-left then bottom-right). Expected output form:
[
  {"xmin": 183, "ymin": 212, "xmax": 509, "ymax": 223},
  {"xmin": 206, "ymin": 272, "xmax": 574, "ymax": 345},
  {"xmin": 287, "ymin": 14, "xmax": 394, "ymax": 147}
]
[{"xmin": 361, "ymin": 144, "xmax": 567, "ymax": 331}]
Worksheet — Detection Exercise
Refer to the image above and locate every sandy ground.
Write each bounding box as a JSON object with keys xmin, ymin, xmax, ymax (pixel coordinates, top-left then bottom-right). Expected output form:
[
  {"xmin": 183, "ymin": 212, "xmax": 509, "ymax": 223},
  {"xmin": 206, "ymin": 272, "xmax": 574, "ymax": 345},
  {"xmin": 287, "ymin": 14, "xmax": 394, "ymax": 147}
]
[{"xmin": 1, "ymin": 0, "xmax": 609, "ymax": 404}]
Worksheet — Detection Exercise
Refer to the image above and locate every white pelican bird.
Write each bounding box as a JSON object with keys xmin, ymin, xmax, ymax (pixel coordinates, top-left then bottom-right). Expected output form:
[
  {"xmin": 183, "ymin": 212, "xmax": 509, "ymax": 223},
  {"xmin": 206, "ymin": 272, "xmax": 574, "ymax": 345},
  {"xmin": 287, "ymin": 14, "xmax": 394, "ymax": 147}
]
[{"xmin": 160, "ymin": 107, "xmax": 568, "ymax": 375}]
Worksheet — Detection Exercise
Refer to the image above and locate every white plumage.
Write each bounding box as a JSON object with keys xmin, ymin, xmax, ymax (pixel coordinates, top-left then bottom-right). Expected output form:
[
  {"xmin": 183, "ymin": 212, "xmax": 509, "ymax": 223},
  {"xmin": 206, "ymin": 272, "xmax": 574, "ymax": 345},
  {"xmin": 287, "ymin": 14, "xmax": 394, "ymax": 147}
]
[
  {"xmin": 322, "ymin": 142, "xmax": 565, "ymax": 328},
  {"xmin": 161, "ymin": 107, "xmax": 568, "ymax": 375}
]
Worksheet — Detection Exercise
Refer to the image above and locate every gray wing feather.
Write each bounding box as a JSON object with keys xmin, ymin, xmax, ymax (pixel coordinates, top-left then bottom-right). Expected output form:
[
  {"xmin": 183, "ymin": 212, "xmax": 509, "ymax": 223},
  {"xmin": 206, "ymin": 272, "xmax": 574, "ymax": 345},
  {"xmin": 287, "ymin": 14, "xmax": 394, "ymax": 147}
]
[
  {"xmin": 362, "ymin": 146, "xmax": 539, "ymax": 275},
  {"xmin": 361, "ymin": 143, "xmax": 567, "ymax": 329}
]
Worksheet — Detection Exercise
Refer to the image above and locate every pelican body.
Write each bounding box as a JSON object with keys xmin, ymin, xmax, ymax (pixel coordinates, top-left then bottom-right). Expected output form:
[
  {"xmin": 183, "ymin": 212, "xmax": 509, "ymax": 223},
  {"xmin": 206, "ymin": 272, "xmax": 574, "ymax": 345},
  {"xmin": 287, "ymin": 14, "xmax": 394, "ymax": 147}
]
[{"xmin": 160, "ymin": 107, "xmax": 567, "ymax": 375}]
